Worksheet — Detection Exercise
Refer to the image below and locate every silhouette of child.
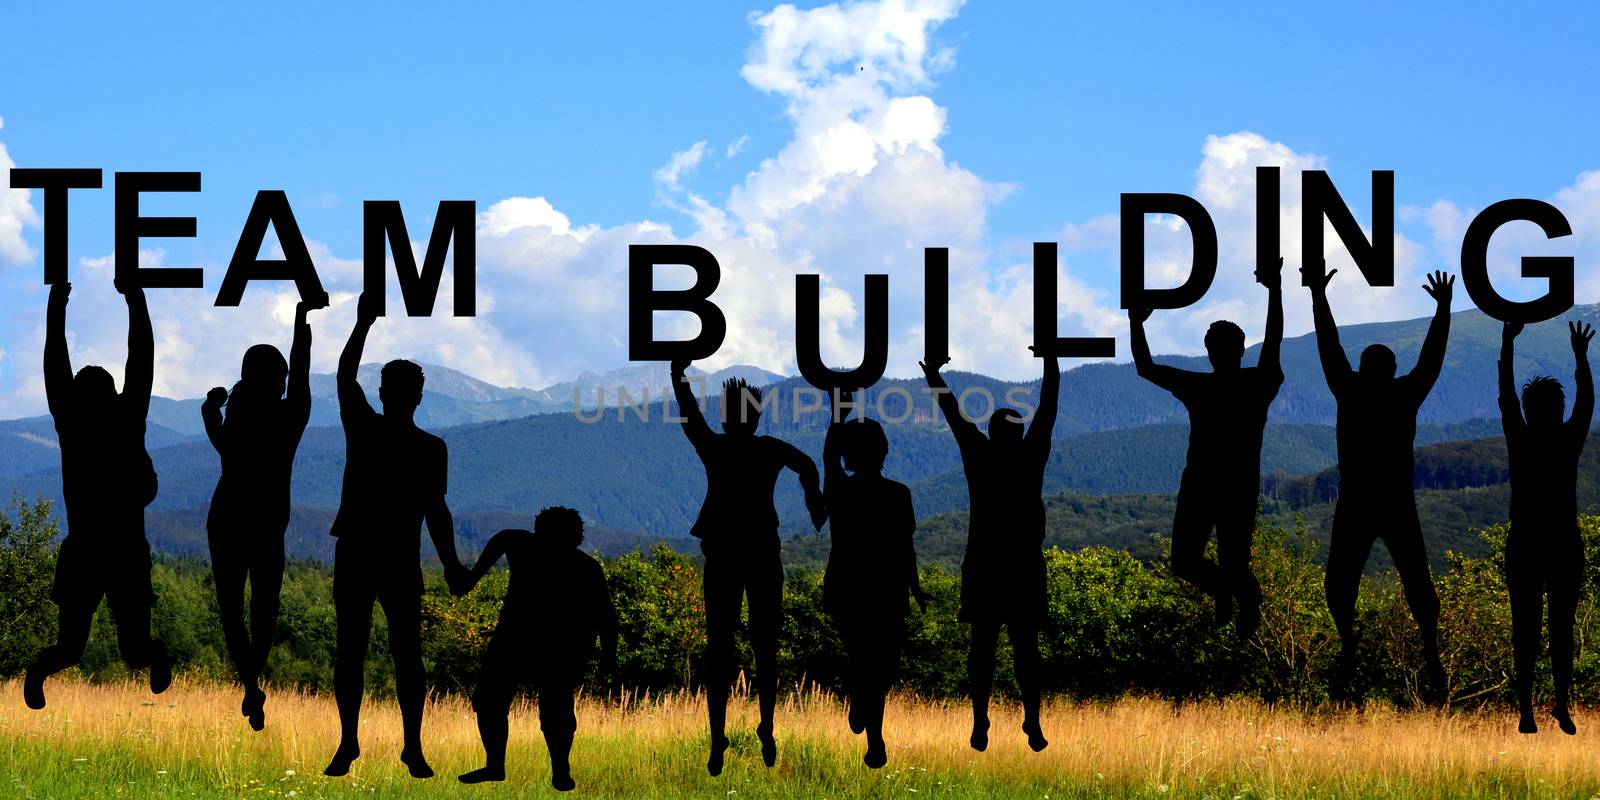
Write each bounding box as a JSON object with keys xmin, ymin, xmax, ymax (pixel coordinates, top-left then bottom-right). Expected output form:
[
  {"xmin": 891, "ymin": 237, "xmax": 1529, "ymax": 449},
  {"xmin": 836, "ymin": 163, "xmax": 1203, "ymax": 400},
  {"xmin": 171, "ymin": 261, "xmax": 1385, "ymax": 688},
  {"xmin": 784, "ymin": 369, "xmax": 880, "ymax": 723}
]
[
  {"xmin": 670, "ymin": 357, "xmax": 826, "ymax": 776},
  {"xmin": 1499, "ymin": 319, "xmax": 1594, "ymax": 734},
  {"xmin": 921, "ymin": 348, "xmax": 1058, "ymax": 753},
  {"xmin": 1129, "ymin": 258, "xmax": 1283, "ymax": 638},
  {"xmin": 821, "ymin": 390, "xmax": 928, "ymax": 768},
  {"xmin": 25, "ymin": 280, "xmax": 171, "ymax": 710},
  {"xmin": 201, "ymin": 297, "xmax": 324, "ymax": 730},
  {"xmin": 324, "ymin": 292, "xmax": 469, "ymax": 779},
  {"xmin": 1307, "ymin": 263, "xmax": 1455, "ymax": 701},
  {"xmin": 457, "ymin": 507, "xmax": 618, "ymax": 791}
]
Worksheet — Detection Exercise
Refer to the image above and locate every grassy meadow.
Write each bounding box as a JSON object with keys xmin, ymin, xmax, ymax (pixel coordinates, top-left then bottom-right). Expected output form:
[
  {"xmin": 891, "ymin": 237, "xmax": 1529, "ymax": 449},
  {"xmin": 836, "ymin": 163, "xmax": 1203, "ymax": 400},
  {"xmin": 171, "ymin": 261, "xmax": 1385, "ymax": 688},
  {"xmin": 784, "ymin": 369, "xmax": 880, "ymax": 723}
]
[{"xmin": 2, "ymin": 679, "xmax": 1599, "ymax": 799}]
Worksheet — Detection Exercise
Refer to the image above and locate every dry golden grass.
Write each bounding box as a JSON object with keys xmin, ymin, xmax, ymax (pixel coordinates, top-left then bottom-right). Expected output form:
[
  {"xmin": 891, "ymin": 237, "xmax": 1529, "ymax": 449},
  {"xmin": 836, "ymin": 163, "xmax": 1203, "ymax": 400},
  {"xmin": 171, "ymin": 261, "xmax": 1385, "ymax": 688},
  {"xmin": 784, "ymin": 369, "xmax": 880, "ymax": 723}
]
[{"xmin": 2, "ymin": 677, "xmax": 1599, "ymax": 798}]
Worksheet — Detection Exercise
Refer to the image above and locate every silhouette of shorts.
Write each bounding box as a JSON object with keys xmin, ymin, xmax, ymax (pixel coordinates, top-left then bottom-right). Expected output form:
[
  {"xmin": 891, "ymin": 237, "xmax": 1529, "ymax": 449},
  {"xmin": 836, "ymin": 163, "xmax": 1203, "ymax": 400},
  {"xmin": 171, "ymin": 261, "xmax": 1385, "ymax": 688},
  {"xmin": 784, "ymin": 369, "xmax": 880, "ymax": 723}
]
[
  {"xmin": 331, "ymin": 538, "xmax": 425, "ymax": 601},
  {"xmin": 51, "ymin": 534, "xmax": 156, "ymax": 611},
  {"xmin": 959, "ymin": 546, "xmax": 1046, "ymax": 625}
]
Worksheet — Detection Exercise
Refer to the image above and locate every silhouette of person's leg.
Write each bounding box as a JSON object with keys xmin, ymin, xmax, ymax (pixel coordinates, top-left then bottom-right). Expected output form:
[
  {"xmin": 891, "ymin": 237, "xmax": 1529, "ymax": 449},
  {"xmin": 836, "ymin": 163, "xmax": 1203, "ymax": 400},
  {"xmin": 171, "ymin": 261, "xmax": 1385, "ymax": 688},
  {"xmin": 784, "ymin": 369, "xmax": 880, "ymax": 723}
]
[
  {"xmin": 747, "ymin": 549, "xmax": 783, "ymax": 768},
  {"xmin": 1385, "ymin": 526, "xmax": 1444, "ymax": 700},
  {"xmin": 24, "ymin": 598, "xmax": 97, "ymax": 709},
  {"xmin": 1505, "ymin": 550, "xmax": 1541, "ymax": 733},
  {"xmin": 834, "ymin": 614, "xmax": 866, "ymax": 734},
  {"xmin": 1171, "ymin": 487, "xmax": 1228, "ymax": 623},
  {"xmin": 210, "ymin": 536, "xmax": 252, "ymax": 684},
  {"xmin": 461, "ymin": 641, "xmax": 515, "ymax": 785},
  {"xmin": 967, "ymin": 621, "xmax": 998, "ymax": 752},
  {"xmin": 538, "ymin": 672, "xmax": 579, "ymax": 792},
  {"xmin": 380, "ymin": 585, "xmax": 433, "ymax": 778},
  {"xmin": 326, "ymin": 562, "xmax": 375, "ymax": 777},
  {"xmin": 106, "ymin": 542, "xmax": 170, "ymax": 696},
  {"xmin": 701, "ymin": 552, "xmax": 740, "ymax": 776},
  {"xmin": 1323, "ymin": 521, "xmax": 1370, "ymax": 653},
  {"xmin": 1549, "ymin": 545, "xmax": 1581, "ymax": 735},
  {"xmin": 1011, "ymin": 621, "xmax": 1048, "ymax": 752},
  {"xmin": 1217, "ymin": 501, "xmax": 1262, "ymax": 640},
  {"xmin": 242, "ymin": 540, "xmax": 285, "ymax": 730}
]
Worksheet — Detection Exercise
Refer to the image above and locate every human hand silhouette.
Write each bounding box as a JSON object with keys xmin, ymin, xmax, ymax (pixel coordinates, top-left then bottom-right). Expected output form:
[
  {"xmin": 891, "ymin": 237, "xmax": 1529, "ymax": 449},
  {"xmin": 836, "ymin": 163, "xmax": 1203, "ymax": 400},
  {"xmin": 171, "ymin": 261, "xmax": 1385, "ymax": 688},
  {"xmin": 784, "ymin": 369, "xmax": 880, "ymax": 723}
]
[
  {"xmin": 805, "ymin": 489, "xmax": 827, "ymax": 531},
  {"xmin": 1255, "ymin": 257, "xmax": 1283, "ymax": 290},
  {"xmin": 356, "ymin": 291, "xmax": 381, "ymax": 324},
  {"xmin": 49, "ymin": 281, "xmax": 71, "ymax": 305},
  {"xmin": 918, "ymin": 357, "xmax": 949, "ymax": 378},
  {"xmin": 204, "ymin": 386, "xmax": 229, "ymax": 409},
  {"xmin": 1571, "ymin": 320, "xmax": 1595, "ymax": 353},
  {"xmin": 1422, "ymin": 270, "xmax": 1455, "ymax": 306},
  {"xmin": 113, "ymin": 275, "xmax": 144, "ymax": 298},
  {"xmin": 301, "ymin": 288, "xmax": 330, "ymax": 313},
  {"xmin": 1301, "ymin": 260, "xmax": 1337, "ymax": 292},
  {"xmin": 1503, "ymin": 320, "xmax": 1524, "ymax": 340},
  {"xmin": 1127, "ymin": 307, "xmax": 1153, "ymax": 324},
  {"xmin": 670, "ymin": 356, "xmax": 692, "ymax": 376},
  {"xmin": 445, "ymin": 563, "xmax": 473, "ymax": 597},
  {"xmin": 913, "ymin": 587, "xmax": 931, "ymax": 614}
]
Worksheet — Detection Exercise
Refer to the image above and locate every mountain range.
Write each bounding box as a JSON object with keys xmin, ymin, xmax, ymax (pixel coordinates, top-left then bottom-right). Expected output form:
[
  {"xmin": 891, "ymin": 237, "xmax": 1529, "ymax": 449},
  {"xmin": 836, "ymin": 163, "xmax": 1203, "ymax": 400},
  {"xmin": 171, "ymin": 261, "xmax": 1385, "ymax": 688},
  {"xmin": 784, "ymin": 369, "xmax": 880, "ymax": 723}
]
[{"xmin": 1, "ymin": 303, "xmax": 1594, "ymax": 563}]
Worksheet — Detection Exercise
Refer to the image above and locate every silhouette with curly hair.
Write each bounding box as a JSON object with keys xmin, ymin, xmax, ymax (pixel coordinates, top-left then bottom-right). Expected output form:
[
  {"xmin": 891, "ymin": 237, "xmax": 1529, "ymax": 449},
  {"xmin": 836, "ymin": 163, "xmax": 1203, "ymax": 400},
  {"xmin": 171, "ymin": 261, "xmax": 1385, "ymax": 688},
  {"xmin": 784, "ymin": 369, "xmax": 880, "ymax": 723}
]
[
  {"xmin": 1499, "ymin": 318, "xmax": 1594, "ymax": 734},
  {"xmin": 457, "ymin": 507, "xmax": 618, "ymax": 791}
]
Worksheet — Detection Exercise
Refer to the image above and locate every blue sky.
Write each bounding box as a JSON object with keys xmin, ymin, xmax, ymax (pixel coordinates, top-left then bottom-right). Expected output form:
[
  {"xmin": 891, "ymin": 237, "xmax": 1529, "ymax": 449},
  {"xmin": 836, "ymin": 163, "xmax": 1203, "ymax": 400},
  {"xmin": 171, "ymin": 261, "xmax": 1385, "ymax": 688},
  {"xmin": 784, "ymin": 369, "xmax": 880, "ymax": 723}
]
[{"xmin": 2, "ymin": 1, "xmax": 1599, "ymax": 415}]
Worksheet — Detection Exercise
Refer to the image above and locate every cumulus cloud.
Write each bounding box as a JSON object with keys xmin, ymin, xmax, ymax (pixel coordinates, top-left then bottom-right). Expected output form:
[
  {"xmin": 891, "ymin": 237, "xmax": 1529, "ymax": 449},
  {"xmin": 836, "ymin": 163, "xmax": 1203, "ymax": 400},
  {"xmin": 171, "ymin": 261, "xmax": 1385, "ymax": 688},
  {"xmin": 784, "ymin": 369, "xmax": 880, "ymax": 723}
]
[{"xmin": 0, "ymin": 117, "xmax": 42, "ymax": 268}]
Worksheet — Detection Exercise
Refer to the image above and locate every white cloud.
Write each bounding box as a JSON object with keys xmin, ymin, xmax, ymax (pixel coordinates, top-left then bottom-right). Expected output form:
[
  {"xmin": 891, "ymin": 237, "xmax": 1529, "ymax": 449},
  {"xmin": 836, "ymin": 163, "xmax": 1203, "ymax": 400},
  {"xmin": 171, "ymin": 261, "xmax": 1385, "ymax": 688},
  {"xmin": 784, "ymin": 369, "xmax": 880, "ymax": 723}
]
[
  {"xmin": 726, "ymin": 135, "xmax": 751, "ymax": 158},
  {"xmin": 653, "ymin": 141, "xmax": 708, "ymax": 192},
  {"xmin": 0, "ymin": 117, "xmax": 42, "ymax": 268}
]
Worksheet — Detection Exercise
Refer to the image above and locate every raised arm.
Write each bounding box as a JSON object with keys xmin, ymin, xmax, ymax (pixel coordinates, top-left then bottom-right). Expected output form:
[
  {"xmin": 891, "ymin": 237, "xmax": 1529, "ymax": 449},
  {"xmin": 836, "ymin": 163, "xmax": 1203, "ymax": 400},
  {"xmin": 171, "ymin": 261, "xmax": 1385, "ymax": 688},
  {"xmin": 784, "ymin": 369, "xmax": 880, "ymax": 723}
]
[
  {"xmin": 1302, "ymin": 263, "xmax": 1351, "ymax": 392},
  {"xmin": 822, "ymin": 390, "xmax": 851, "ymax": 490},
  {"xmin": 1408, "ymin": 270, "xmax": 1455, "ymax": 395},
  {"xmin": 339, "ymin": 292, "xmax": 378, "ymax": 420},
  {"xmin": 1571, "ymin": 320, "xmax": 1595, "ymax": 433},
  {"xmin": 1024, "ymin": 348, "xmax": 1060, "ymax": 450},
  {"xmin": 1128, "ymin": 307, "xmax": 1195, "ymax": 395},
  {"xmin": 120, "ymin": 280, "xmax": 153, "ymax": 420},
  {"xmin": 43, "ymin": 282, "xmax": 73, "ymax": 418},
  {"xmin": 671, "ymin": 357, "xmax": 713, "ymax": 447},
  {"xmin": 287, "ymin": 300, "xmax": 316, "ymax": 430},
  {"xmin": 1499, "ymin": 321, "xmax": 1524, "ymax": 435},
  {"xmin": 1257, "ymin": 258, "xmax": 1284, "ymax": 377},
  {"xmin": 921, "ymin": 358, "xmax": 981, "ymax": 450}
]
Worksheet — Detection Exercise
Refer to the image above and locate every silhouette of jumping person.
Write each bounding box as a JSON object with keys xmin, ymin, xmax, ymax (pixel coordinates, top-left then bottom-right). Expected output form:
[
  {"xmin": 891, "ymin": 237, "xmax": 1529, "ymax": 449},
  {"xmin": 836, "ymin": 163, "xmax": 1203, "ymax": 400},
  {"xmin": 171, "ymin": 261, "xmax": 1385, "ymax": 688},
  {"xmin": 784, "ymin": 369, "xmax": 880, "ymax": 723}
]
[
  {"xmin": 324, "ymin": 292, "xmax": 469, "ymax": 779},
  {"xmin": 1499, "ymin": 319, "xmax": 1594, "ymax": 734},
  {"xmin": 202, "ymin": 297, "xmax": 325, "ymax": 731},
  {"xmin": 921, "ymin": 348, "xmax": 1058, "ymax": 753},
  {"xmin": 1307, "ymin": 263, "xmax": 1455, "ymax": 700},
  {"xmin": 24, "ymin": 279, "xmax": 172, "ymax": 710},
  {"xmin": 821, "ymin": 389, "xmax": 929, "ymax": 768},
  {"xmin": 670, "ymin": 357, "xmax": 826, "ymax": 776},
  {"xmin": 456, "ymin": 508, "xmax": 618, "ymax": 791},
  {"xmin": 1130, "ymin": 258, "xmax": 1284, "ymax": 638}
]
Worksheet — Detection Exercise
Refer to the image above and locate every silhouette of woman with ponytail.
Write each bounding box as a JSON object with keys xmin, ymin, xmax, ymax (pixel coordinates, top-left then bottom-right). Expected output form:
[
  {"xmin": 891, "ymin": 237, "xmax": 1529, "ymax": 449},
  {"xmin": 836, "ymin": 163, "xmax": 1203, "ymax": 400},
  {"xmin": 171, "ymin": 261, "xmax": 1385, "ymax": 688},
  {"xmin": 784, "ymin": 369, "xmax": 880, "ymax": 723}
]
[
  {"xmin": 201, "ymin": 297, "xmax": 324, "ymax": 731},
  {"xmin": 821, "ymin": 389, "xmax": 929, "ymax": 768},
  {"xmin": 1499, "ymin": 318, "xmax": 1594, "ymax": 734}
]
